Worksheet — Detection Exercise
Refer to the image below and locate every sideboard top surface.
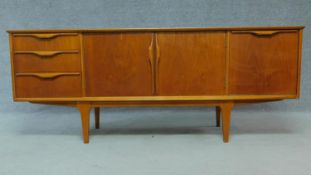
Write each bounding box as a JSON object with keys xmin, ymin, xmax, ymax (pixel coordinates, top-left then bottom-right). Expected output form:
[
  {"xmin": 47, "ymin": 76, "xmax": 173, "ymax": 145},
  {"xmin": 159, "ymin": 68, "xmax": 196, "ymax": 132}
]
[{"xmin": 7, "ymin": 26, "xmax": 304, "ymax": 33}]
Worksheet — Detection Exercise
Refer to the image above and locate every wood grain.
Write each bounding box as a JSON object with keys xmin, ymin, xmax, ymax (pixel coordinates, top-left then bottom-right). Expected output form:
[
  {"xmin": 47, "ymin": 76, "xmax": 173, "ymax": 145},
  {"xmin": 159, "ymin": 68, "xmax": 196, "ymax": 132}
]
[
  {"xmin": 220, "ymin": 102, "xmax": 234, "ymax": 143},
  {"xmin": 13, "ymin": 33, "xmax": 78, "ymax": 39},
  {"xmin": 14, "ymin": 53, "xmax": 81, "ymax": 72},
  {"xmin": 296, "ymin": 29, "xmax": 304, "ymax": 98},
  {"xmin": 16, "ymin": 72, "xmax": 80, "ymax": 79},
  {"xmin": 14, "ymin": 50, "xmax": 79, "ymax": 57},
  {"xmin": 9, "ymin": 34, "xmax": 16, "ymax": 99},
  {"xmin": 157, "ymin": 32, "xmax": 226, "ymax": 95},
  {"xmin": 148, "ymin": 33, "xmax": 156, "ymax": 95},
  {"xmin": 83, "ymin": 32, "xmax": 153, "ymax": 96},
  {"xmin": 79, "ymin": 34, "xmax": 87, "ymax": 97},
  {"xmin": 77, "ymin": 103, "xmax": 91, "ymax": 144},
  {"xmin": 15, "ymin": 74, "xmax": 82, "ymax": 98},
  {"xmin": 13, "ymin": 95, "xmax": 297, "ymax": 102},
  {"xmin": 7, "ymin": 26, "xmax": 304, "ymax": 33},
  {"xmin": 231, "ymin": 30, "xmax": 297, "ymax": 36},
  {"xmin": 13, "ymin": 34, "xmax": 80, "ymax": 51},
  {"xmin": 7, "ymin": 27, "xmax": 304, "ymax": 143},
  {"xmin": 229, "ymin": 31, "xmax": 299, "ymax": 95},
  {"xmin": 225, "ymin": 31, "xmax": 230, "ymax": 94}
]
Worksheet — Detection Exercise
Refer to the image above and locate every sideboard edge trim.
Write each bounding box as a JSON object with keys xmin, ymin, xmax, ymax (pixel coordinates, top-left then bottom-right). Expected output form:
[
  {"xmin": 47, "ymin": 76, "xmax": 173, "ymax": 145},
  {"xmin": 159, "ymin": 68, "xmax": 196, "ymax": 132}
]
[{"xmin": 13, "ymin": 95, "xmax": 297, "ymax": 102}]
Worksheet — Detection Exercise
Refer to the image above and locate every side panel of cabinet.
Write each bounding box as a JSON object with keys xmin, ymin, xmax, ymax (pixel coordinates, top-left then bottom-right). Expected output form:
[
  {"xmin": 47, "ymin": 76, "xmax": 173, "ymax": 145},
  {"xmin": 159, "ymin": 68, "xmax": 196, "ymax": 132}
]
[
  {"xmin": 83, "ymin": 33, "xmax": 153, "ymax": 96},
  {"xmin": 157, "ymin": 32, "xmax": 226, "ymax": 95},
  {"xmin": 229, "ymin": 31, "xmax": 299, "ymax": 95}
]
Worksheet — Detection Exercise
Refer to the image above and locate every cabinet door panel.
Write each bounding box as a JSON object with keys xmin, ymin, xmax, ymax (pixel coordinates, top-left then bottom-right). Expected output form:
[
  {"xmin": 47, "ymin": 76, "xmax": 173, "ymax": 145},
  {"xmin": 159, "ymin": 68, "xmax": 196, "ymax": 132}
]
[
  {"xmin": 157, "ymin": 32, "xmax": 226, "ymax": 95},
  {"xmin": 84, "ymin": 33, "xmax": 153, "ymax": 96},
  {"xmin": 229, "ymin": 31, "xmax": 299, "ymax": 95}
]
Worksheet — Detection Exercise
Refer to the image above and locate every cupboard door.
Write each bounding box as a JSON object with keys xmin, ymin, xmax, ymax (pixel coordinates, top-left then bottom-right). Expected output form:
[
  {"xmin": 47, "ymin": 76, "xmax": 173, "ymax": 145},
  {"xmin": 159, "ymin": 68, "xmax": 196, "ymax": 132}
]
[
  {"xmin": 84, "ymin": 33, "xmax": 153, "ymax": 96},
  {"xmin": 157, "ymin": 32, "xmax": 226, "ymax": 95},
  {"xmin": 229, "ymin": 31, "xmax": 299, "ymax": 95}
]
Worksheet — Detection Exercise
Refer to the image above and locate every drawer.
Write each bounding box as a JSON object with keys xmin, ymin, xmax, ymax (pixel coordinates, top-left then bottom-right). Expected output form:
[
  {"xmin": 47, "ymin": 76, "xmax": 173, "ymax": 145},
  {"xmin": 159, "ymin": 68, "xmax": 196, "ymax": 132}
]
[
  {"xmin": 13, "ymin": 33, "xmax": 80, "ymax": 51},
  {"xmin": 15, "ymin": 73, "xmax": 82, "ymax": 98},
  {"xmin": 14, "ymin": 51, "xmax": 81, "ymax": 72}
]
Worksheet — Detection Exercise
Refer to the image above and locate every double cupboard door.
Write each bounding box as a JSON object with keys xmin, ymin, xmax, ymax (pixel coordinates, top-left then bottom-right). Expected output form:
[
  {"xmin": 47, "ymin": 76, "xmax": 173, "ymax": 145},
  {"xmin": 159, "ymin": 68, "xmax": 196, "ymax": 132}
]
[{"xmin": 83, "ymin": 31, "xmax": 227, "ymax": 96}]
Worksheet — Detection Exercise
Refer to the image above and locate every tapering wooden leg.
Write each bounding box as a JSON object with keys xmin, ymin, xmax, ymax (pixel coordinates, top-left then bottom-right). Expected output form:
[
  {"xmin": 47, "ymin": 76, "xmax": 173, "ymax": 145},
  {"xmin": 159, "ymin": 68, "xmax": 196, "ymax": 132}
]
[
  {"xmin": 216, "ymin": 106, "xmax": 221, "ymax": 127},
  {"xmin": 78, "ymin": 103, "xmax": 91, "ymax": 144},
  {"xmin": 95, "ymin": 107, "xmax": 100, "ymax": 129},
  {"xmin": 220, "ymin": 102, "xmax": 234, "ymax": 143}
]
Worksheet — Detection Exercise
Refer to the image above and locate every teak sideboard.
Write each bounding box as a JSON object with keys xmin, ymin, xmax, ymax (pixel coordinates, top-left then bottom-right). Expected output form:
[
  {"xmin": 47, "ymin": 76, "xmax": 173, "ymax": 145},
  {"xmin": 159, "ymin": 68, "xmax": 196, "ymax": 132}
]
[{"xmin": 7, "ymin": 26, "xmax": 304, "ymax": 143}]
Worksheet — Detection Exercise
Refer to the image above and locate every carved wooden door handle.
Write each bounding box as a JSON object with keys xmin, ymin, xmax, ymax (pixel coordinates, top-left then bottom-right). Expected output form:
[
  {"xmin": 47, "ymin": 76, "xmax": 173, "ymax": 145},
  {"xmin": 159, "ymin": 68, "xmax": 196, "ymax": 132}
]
[
  {"xmin": 154, "ymin": 35, "xmax": 161, "ymax": 95},
  {"xmin": 148, "ymin": 35, "xmax": 156, "ymax": 95},
  {"xmin": 156, "ymin": 36, "xmax": 160, "ymax": 64}
]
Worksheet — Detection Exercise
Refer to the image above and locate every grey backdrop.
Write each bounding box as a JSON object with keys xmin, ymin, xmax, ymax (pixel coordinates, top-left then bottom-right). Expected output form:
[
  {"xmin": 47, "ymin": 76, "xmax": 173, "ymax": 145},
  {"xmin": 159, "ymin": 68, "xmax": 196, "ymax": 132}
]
[
  {"xmin": 1, "ymin": 1, "xmax": 311, "ymax": 174},
  {"xmin": 0, "ymin": 0, "xmax": 310, "ymax": 113}
]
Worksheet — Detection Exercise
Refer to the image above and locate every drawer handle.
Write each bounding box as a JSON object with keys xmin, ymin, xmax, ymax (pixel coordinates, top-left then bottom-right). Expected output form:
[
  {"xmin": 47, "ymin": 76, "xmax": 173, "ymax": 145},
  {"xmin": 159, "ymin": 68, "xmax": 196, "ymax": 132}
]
[
  {"xmin": 14, "ymin": 33, "xmax": 78, "ymax": 39},
  {"xmin": 15, "ymin": 50, "xmax": 79, "ymax": 57},
  {"xmin": 16, "ymin": 73, "xmax": 80, "ymax": 79},
  {"xmin": 232, "ymin": 30, "xmax": 297, "ymax": 36}
]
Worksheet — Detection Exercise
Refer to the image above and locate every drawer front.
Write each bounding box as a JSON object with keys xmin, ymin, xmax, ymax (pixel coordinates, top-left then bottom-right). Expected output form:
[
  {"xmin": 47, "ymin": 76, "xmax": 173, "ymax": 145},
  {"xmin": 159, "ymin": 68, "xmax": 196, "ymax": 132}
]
[
  {"xmin": 229, "ymin": 30, "xmax": 299, "ymax": 95},
  {"xmin": 14, "ymin": 51, "xmax": 81, "ymax": 72},
  {"xmin": 15, "ymin": 73, "xmax": 82, "ymax": 98},
  {"xmin": 13, "ymin": 33, "xmax": 80, "ymax": 51}
]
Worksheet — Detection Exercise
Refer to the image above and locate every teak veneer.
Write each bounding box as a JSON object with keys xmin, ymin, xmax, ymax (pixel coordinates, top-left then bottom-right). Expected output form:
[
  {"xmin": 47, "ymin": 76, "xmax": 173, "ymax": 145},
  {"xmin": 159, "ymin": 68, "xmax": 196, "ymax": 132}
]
[{"xmin": 7, "ymin": 26, "xmax": 304, "ymax": 143}]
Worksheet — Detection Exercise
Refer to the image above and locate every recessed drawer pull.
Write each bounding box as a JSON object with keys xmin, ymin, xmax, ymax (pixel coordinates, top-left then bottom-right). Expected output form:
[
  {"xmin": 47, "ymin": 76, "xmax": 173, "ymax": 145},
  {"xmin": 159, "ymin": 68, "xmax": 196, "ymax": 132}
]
[
  {"xmin": 14, "ymin": 50, "xmax": 79, "ymax": 57},
  {"xmin": 16, "ymin": 73, "xmax": 80, "ymax": 79},
  {"xmin": 232, "ymin": 30, "xmax": 297, "ymax": 36},
  {"xmin": 14, "ymin": 33, "xmax": 78, "ymax": 39}
]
